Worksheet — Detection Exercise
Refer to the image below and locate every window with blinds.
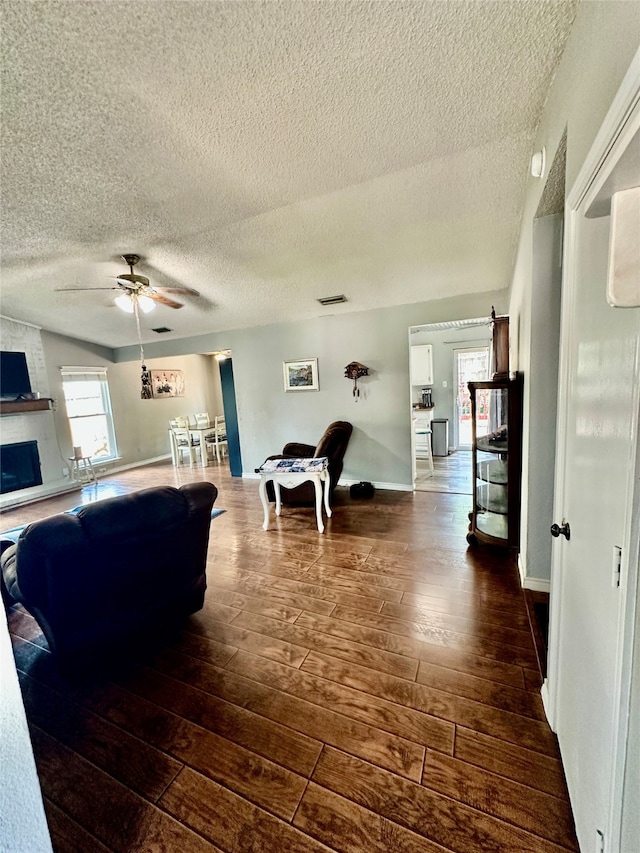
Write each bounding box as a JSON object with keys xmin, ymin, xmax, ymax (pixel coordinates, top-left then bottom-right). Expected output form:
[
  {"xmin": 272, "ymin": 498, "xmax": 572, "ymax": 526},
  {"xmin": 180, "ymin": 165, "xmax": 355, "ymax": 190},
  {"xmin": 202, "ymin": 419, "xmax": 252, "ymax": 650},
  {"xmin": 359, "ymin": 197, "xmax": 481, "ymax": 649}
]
[{"xmin": 60, "ymin": 367, "xmax": 118, "ymax": 462}]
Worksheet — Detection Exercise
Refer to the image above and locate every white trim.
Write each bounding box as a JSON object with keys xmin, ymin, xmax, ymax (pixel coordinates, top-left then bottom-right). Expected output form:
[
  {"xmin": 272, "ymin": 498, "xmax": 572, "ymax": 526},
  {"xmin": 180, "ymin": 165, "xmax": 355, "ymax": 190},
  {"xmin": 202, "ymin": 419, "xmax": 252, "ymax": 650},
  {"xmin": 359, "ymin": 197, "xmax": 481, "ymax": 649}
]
[
  {"xmin": 518, "ymin": 553, "xmax": 552, "ymax": 592},
  {"xmin": 0, "ymin": 314, "xmax": 42, "ymax": 330},
  {"xmin": 523, "ymin": 577, "xmax": 551, "ymax": 593},
  {"xmin": 518, "ymin": 554, "xmax": 551, "ymax": 592},
  {"xmin": 100, "ymin": 454, "xmax": 171, "ymax": 476},
  {"xmin": 570, "ymin": 46, "xmax": 640, "ymax": 214},
  {"xmin": 541, "ymin": 678, "xmax": 552, "ymax": 726},
  {"xmin": 60, "ymin": 365, "xmax": 108, "ymax": 373},
  {"xmin": 547, "ymin": 49, "xmax": 640, "ymax": 850}
]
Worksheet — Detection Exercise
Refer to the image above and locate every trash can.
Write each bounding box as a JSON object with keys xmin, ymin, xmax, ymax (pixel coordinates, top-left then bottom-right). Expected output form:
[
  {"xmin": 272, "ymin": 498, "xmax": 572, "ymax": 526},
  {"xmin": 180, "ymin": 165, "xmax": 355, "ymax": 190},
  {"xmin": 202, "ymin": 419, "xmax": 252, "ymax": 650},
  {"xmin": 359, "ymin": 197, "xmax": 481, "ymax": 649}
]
[{"xmin": 431, "ymin": 418, "xmax": 449, "ymax": 456}]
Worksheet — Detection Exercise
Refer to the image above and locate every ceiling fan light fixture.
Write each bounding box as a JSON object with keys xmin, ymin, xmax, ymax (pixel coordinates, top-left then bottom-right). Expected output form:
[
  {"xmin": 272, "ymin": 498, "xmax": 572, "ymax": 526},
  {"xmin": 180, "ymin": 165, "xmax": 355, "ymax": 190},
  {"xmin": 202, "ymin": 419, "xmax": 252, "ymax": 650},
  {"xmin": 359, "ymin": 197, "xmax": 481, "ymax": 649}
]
[
  {"xmin": 137, "ymin": 294, "xmax": 156, "ymax": 313},
  {"xmin": 115, "ymin": 293, "xmax": 135, "ymax": 313},
  {"xmin": 115, "ymin": 292, "xmax": 155, "ymax": 313}
]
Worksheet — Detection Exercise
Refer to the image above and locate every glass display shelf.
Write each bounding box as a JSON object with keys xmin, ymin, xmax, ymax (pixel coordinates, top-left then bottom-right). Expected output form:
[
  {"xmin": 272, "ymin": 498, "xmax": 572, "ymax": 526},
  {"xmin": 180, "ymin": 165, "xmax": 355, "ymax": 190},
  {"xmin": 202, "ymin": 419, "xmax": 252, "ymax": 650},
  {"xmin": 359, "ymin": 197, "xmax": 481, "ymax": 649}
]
[{"xmin": 466, "ymin": 375, "xmax": 522, "ymax": 549}]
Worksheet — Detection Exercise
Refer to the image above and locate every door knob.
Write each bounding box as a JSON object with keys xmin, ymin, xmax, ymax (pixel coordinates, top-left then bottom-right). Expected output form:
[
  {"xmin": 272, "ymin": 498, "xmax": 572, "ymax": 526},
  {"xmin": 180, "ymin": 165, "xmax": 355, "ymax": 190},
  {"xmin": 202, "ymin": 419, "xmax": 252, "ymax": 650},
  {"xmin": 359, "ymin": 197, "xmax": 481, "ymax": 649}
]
[{"xmin": 550, "ymin": 521, "xmax": 571, "ymax": 540}]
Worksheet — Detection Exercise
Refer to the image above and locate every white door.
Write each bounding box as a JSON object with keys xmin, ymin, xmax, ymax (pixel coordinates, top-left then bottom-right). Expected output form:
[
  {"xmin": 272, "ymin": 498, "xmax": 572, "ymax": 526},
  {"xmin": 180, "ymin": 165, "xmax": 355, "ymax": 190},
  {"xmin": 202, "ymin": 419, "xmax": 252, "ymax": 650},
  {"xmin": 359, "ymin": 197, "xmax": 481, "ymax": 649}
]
[
  {"xmin": 453, "ymin": 347, "xmax": 489, "ymax": 448},
  {"xmin": 547, "ymin": 75, "xmax": 640, "ymax": 852}
]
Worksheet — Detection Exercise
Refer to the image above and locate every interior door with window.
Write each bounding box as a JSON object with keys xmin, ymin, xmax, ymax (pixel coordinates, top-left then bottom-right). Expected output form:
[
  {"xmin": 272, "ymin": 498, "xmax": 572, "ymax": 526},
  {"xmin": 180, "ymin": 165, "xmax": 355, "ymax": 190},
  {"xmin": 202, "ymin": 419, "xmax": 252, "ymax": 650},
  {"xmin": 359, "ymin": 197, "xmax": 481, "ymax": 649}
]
[{"xmin": 454, "ymin": 347, "xmax": 489, "ymax": 449}]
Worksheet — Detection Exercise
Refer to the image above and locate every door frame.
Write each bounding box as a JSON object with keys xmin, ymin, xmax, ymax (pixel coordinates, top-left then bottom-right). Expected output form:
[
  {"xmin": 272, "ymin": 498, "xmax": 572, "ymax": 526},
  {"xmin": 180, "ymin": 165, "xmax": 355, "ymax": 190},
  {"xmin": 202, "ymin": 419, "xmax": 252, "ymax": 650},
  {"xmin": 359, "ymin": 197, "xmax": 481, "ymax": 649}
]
[
  {"xmin": 545, "ymin": 49, "xmax": 640, "ymax": 851},
  {"xmin": 408, "ymin": 319, "xmax": 492, "ymax": 484}
]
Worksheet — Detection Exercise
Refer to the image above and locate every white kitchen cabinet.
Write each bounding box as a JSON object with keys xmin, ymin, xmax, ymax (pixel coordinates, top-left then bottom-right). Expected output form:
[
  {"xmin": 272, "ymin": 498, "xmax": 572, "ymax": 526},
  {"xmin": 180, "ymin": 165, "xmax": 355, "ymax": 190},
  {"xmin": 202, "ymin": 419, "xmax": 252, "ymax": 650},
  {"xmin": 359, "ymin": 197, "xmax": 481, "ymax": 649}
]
[{"xmin": 410, "ymin": 344, "xmax": 433, "ymax": 386}]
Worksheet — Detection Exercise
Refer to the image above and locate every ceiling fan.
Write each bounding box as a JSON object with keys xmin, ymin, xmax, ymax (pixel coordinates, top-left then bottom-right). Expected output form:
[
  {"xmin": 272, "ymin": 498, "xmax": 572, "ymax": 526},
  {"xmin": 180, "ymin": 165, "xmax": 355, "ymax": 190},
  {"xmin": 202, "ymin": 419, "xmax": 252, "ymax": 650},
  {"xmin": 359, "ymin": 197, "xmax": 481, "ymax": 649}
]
[{"xmin": 56, "ymin": 254, "xmax": 200, "ymax": 313}]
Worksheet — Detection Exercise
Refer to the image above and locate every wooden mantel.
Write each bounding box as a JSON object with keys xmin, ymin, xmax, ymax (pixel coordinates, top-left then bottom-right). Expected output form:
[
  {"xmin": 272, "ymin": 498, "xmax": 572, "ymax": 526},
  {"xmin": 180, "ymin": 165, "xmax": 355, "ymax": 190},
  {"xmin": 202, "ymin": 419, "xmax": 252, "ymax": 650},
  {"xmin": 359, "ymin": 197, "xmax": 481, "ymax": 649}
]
[{"xmin": 0, "ymin": 398, "xmax": 53, "ymax": 415}]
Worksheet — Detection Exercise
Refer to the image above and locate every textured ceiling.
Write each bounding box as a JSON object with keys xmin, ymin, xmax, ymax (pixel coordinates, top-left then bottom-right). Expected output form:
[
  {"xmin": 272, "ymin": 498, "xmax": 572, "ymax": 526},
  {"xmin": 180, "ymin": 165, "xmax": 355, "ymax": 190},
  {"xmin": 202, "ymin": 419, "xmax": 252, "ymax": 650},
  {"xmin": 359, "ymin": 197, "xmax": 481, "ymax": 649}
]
[
  {"xmin": 0, "ymin": 0, "xmax": 578, "ymax": 349},
  {"xmin": 537, "ymin": 131, "xmax": 568, "ymax": 218}
]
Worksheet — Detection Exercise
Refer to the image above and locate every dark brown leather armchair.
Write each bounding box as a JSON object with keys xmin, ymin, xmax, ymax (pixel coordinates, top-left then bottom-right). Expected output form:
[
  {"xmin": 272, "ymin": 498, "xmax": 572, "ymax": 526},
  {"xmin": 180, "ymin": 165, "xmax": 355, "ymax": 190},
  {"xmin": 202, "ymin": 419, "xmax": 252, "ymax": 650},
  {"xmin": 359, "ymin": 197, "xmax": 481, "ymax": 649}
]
[
  {"xmin": 0, "ymin": 482, "xmax": 217, "ymax": 669},
  {"xmin": 265, "ymin": 421, "xmax": 353, "ymax": 505}
]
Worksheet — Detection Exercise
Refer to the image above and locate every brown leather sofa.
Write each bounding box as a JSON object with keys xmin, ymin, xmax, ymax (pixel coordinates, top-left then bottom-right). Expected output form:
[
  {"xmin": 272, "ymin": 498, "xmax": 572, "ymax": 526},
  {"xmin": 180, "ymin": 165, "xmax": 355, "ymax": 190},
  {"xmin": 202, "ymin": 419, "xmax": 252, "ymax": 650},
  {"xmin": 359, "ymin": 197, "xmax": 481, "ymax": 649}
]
[
  {"xmin": 0, "ymin": 482, "xmax": 217, "ymax": 670},
  {"xmin": 265, "ymin": 420, "xmax": 353, "ymax": 505}
]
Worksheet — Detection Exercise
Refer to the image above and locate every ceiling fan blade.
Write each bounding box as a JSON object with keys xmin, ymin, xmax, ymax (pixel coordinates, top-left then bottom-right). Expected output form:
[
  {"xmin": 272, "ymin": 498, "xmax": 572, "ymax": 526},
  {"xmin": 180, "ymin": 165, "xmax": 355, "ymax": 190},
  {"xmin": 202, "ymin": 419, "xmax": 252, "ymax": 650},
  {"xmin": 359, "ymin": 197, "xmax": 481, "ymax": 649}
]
[
  {"xmin": 157, "ymin": 285, "xmax": 201, "ymax": 297},
  {"xmin": 141, "ymin": 262, "xmax": 202, "ymax": 298},
  {"xmin": 149, "ymin": 291, "xmax": 184, "ymax": 309},
  {"xmin": 55, "ymin": 286, "xmax": 120, "ymax": 292}
]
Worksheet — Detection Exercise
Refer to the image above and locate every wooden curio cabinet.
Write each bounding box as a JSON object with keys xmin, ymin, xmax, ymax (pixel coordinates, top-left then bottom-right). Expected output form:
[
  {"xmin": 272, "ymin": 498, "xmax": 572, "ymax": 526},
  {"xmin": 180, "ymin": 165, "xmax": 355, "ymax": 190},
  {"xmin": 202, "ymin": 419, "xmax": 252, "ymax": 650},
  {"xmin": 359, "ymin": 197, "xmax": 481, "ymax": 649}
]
[{"xmin": 467, "ymin": 374, "xmax": 523, "ymax": 549}]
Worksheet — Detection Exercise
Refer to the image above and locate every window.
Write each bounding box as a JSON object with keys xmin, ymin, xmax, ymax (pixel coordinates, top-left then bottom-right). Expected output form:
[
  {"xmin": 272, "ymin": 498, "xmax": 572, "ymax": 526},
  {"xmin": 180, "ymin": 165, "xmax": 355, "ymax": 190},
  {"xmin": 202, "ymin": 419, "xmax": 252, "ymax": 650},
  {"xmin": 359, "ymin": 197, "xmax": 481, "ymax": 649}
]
[
  {"xmin": 61, "ymin": 367, "xmax": 118, "ymax": 462},
  {"xmin": 455, "ymin": 348, "xmax": 490, "ymax": 448}
]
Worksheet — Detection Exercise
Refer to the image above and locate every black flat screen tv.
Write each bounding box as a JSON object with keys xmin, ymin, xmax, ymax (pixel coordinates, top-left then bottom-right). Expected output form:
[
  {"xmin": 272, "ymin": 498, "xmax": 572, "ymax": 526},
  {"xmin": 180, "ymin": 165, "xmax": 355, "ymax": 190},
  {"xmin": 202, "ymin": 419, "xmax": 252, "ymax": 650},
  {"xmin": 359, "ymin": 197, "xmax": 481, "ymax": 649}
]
[{"xmin": 0, "ymin": 351, "xmax": 32, "ymax": 399}]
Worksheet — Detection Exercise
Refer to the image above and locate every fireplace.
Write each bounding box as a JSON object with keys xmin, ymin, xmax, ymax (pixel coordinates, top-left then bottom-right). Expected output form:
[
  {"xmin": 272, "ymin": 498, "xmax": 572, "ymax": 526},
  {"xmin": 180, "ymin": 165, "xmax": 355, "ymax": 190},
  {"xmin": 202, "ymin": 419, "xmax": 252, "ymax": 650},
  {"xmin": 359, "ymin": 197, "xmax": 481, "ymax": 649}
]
[{"xmin": 0, "ymin": 440, "xmax": 43, "ymax": 494}]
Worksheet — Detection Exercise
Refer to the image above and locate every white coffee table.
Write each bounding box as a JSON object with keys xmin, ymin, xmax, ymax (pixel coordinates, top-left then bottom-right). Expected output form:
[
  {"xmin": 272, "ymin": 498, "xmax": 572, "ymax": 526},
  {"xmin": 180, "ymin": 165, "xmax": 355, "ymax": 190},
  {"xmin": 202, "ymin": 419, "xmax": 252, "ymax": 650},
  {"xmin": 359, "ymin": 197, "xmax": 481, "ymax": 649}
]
[{"xmin": 257, "ymin": 456, "xmax": 331, "ymax": 533}]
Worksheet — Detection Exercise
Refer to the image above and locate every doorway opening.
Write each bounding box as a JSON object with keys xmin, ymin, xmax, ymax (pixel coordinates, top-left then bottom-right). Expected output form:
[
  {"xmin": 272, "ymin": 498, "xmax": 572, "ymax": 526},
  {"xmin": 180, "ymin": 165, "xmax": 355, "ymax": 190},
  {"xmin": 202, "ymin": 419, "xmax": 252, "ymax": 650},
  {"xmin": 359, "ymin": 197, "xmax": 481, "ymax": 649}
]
[{"xmin": 409, "ymin": 317, "xmax": 491, "ymax": 495}]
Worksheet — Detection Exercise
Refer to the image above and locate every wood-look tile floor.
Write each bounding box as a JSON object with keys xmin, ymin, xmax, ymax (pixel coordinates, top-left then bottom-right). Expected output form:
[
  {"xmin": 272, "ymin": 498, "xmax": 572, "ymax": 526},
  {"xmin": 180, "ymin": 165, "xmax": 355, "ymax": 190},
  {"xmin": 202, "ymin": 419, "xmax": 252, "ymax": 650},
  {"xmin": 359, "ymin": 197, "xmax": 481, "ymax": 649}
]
[
  {"xmin": 3, "ymin": 460, "xmax": 578, "ymax": 852},
  {"xmin": 414, "ymin": 451, "xmax": 472, "ymax": 495}
]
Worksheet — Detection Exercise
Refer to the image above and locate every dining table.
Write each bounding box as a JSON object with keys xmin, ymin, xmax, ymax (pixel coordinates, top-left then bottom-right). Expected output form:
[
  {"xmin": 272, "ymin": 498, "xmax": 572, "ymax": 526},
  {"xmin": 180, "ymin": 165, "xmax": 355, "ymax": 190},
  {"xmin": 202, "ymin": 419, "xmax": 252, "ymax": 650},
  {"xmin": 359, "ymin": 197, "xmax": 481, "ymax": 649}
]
[{"xmin": 169, "ymin": 423, "xmax": 216, "ymax": 468}]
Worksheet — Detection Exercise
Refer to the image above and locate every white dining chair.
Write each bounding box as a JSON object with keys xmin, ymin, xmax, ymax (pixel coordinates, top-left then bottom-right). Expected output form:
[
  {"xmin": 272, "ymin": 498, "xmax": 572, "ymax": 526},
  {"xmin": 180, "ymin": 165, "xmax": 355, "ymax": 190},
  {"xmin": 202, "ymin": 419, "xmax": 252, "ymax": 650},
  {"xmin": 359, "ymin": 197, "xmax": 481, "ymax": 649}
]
[
  {"xmin": 194, "ymin": 412, "xmax": 216, "ymax": 439},
  {"xmin": 171, "ymin": 427, "xmax": 200, "ymax": 466},
  {"xmin": 205, "ymin": 415, "xmax": 228, "ymax": 463},
  {"xmin": 169, "ymin": 416, "xmax": 190, "ymax": 428}
]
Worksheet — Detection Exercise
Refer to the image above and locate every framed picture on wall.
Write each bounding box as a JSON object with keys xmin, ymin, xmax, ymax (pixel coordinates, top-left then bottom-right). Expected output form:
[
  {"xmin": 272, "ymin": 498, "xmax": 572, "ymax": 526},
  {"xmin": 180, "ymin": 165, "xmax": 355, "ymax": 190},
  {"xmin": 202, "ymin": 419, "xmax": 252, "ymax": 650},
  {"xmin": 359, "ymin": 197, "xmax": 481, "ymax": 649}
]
[
  {"xmin": 150, "ymin": 369, "xmax": 185, "ymax": 398},
  {"xmin": 283, "ymin": 358, "xmax": 319, "ymax": 392}
]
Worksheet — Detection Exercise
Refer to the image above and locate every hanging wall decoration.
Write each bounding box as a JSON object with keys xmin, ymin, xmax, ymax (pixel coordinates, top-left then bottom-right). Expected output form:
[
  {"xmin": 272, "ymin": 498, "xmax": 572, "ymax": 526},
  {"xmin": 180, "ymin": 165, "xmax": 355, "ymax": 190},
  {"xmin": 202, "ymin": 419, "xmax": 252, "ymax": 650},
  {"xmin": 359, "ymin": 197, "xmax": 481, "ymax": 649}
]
[
  {"xmin": 283, "ymin": 358, "xmax": 319, "ymax": 391},
  {"xmin": 344, "ymin": 361, "xmax": 369, "ymax": 400},
  {"xmin": 150, "ymin": 370, "xmax": 185, "ymax": 397}
]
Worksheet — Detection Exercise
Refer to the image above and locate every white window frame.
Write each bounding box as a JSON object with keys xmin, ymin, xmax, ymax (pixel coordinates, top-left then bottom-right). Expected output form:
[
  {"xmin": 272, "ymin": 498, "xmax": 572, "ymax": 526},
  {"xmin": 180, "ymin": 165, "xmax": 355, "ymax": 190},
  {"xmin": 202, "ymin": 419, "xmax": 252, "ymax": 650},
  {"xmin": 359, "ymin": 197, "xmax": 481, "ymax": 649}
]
[{"xmin": 60, "ymin": 366, "xmax": 118, "ymax": 463}]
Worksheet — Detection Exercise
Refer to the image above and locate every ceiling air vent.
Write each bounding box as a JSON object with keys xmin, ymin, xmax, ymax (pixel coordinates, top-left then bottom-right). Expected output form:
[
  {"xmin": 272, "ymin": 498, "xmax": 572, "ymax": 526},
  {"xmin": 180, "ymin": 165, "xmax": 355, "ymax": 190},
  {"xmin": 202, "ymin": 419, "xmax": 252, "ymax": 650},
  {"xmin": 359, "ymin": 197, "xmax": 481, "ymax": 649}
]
[
  {"xmin": 317, "ymin": 294, "xmax": 347, "ymax": 306},
  {"xmin": 151, "ymin": 327, "xmax": 173, "ymax": 334}
]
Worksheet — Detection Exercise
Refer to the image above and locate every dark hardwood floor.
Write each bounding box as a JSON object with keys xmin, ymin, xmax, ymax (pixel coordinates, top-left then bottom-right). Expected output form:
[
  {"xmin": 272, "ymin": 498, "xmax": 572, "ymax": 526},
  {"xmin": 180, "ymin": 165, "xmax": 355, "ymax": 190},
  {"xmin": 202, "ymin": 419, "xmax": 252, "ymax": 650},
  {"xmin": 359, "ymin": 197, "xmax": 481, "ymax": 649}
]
[{"xmin": 2, "ymin": 460, "xmax": 577, "ymax": 852}]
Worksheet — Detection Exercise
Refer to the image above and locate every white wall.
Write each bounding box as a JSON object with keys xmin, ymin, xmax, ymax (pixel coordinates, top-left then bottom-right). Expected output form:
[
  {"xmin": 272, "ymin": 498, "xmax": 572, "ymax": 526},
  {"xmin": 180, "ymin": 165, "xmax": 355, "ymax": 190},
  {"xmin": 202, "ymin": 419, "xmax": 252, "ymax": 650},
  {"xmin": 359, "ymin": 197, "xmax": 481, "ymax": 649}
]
[
  {"xmin": 0, "ymin": 609, "xmax": 53, "ymax": 853},
  {"xmin": 114, "ymin": 290, "xmax": 508, "ymax": 488}
]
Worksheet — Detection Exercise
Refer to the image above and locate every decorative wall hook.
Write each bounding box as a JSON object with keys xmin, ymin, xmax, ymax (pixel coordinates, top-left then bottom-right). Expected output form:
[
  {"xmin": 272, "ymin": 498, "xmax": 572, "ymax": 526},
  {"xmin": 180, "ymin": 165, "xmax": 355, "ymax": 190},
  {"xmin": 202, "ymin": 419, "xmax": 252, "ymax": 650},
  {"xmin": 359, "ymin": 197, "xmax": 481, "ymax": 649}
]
[{"xmin": 344, "ymin": 361, "xmax": 369, "ymax": 400}]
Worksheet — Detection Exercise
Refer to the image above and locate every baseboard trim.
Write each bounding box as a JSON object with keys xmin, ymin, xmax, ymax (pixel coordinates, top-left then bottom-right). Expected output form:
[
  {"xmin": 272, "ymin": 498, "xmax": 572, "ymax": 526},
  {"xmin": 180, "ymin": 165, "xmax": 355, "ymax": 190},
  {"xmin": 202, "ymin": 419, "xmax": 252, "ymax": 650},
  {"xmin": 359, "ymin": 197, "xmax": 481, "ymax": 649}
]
[
  {"xmin": 101, "ymin": 455, "xmax": 171, "ymax": 476},
  {"xmin": 241, "ymin": 472, "xmax": 413, "ymax": 492},
  {"xmin": 541, "ymin": 679, "xmax": 555, "ymax": 730},
  {"xmin": 340, "ymin": 479, "xmax": 413, "ymax": 492},
  {"xmin": 518, "ymin": 553, "xmax": 551, "ymax": 592},
  {"xmin": 523, "ymin": 577, "xmax": 551, "ymax": 593}
]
